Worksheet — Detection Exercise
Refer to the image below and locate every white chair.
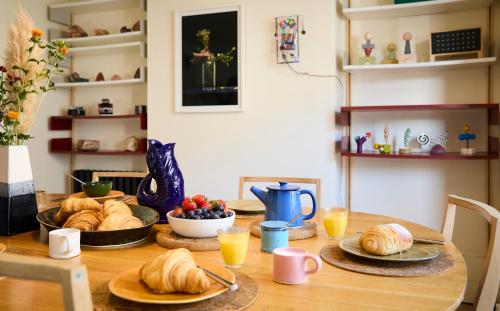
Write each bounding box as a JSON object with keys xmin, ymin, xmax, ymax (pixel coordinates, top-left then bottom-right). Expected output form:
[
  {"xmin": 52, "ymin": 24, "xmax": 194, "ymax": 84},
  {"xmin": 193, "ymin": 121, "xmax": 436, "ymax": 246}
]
[
  {"xmin": 442, "ymin": 195, "xmax": 500, "ymax": 311},
  {"xmin": 0, "ymin": 253, "xmax": 93, "ymax": 311}
]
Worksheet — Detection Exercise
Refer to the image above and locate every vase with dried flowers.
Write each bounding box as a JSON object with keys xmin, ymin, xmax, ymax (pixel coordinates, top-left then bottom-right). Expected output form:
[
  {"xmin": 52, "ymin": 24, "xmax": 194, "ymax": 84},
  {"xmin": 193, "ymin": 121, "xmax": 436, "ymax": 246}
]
[
  {"xmin": 191, "ymin": 29, "xmax": 236, "ymax": 90},
  {"xmin": 0, "ymin": 6, "xmax": 68, "ymax": 235}
]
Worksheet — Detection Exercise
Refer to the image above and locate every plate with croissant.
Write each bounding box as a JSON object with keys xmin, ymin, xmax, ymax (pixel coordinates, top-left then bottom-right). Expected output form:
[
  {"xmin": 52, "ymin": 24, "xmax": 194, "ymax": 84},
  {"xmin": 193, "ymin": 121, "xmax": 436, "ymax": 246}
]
[
  {"xmin": 36, "ymin": 197, "xmax": 159, "ymax": 247},
  {"xmin": 109, "ymin": 248, "xmax": 236, "ymax": 304},
  {"xmin": 339, "ymin": 224, "xmax": 441, "ymax": 262}
]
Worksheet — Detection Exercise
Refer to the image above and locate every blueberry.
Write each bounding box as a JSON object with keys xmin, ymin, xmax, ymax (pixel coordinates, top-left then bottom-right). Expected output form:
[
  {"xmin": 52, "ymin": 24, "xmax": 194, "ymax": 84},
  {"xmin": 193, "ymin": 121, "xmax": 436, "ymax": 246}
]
[
  {"xmin": 194, "ymin": 209, "xmax": 202, "ymax": 216},
  {"xmin": 213, "ymin": 213, "xmax": 220, "ymax": 219},
  {"xmin": 187, "ymin": 210, "xmax": 195, "ymax": 217},
  {"xmin": 227, "ymin": 212, "xmax": 233, "ymax": 217},
  {"xmin": 179, "ymin": 214, "xmax": 186, "ymax": 219},
  {"xmin": 195, "ymin": 215, "xmax": 201, "ymax": 220},
  {"xmin": 220, "ymin": 213, "xmax": 226, "ymax": 218}
]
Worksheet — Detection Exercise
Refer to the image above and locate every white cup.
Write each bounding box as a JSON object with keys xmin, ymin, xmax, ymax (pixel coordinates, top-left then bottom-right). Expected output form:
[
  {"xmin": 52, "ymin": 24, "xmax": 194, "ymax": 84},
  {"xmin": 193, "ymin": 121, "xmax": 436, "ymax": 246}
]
[{"xmin": 49, "ymin": 228, "xmax": 81, "ymax": 259}]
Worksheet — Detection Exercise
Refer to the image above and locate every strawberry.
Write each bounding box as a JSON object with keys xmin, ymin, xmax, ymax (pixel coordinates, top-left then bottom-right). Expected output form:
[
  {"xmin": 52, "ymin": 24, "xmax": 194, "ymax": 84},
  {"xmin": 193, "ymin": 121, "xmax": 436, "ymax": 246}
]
[
  {"xmin": 182, "ymin": 197, "xmax": 197, "ymax": 211},
  {"xmin": 192, "ymin": 194, "xmax": 208, "ymax": 207},
  {"xmin": 172, "ymin": 207, "xmax": 184, "ymax": 217},
  {"xmin": 200, "ymin": 201, "xmax": 211, "ymax": 209}
]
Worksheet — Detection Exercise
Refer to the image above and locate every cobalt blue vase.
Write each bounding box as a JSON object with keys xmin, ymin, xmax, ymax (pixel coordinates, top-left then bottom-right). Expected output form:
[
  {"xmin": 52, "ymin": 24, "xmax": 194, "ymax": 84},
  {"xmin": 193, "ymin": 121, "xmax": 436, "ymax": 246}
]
[{"xmin": 137, "ymin": 140, "xmax": 185, "ymax": 223}]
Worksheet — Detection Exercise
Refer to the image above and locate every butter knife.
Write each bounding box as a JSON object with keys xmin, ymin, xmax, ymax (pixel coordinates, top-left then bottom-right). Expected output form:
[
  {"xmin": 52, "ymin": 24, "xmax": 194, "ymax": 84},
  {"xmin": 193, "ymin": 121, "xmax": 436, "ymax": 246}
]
[{"xmin": 197, "ymin": 265, "xmax": 238, "ymax": 291}]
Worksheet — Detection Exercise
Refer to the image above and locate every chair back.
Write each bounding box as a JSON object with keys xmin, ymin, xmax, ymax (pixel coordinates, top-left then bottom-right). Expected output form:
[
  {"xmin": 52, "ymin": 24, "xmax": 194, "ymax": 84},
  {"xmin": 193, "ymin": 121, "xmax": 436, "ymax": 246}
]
[
  {"xmin": 0, "ymin": 253, "xmax": 93, "ymax": 311},
  {"xmin": 92, "ymin": 171, "xmax": 147, "ymax": 182},
  {"xmin": 239, "ymin": 176, "xmax": 321, "ymax": 208},
  {"xmin": 442, "ymin": 195, "xmax": 500, "ymax": 310}
]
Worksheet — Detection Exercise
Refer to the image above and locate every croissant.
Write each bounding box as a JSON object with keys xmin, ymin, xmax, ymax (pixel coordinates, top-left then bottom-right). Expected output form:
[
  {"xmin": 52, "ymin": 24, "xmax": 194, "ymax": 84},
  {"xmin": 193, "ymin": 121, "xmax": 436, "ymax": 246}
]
[
  {"xmin": 102, "ymin": 200, "xmax": 132, "ymax": 218},
  {"xmin": 63, "ymin": 210, "xmax": 103, "ymax": 231},
  {"xmin": 97, "ymin": 213, "xmax": 143, "ymax": 231},
  {"xmin": 55, "ymin": 198, "xmax": 102, "ymax": 225},
  {"xmin": 139, "ymin": 249, "xmax": 211, "ymax": 294},
  {"xmin": 359, "ymin": 223, "xmax": 413, "ymax": 255}
]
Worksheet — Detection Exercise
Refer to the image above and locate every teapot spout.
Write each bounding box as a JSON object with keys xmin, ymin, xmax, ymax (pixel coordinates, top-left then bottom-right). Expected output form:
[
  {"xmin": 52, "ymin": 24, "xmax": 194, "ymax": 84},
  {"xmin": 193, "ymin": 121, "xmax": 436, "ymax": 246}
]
[{"xmin": 250, "ymin": 186, "xmax": 268, "ymax": 205}]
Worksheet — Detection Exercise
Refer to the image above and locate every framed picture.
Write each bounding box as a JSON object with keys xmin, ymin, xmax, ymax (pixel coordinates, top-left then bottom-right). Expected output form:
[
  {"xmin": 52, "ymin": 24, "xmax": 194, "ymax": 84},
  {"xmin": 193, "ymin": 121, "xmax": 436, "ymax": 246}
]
[{"xmin": 175, "ymin": 5, "xmax": 244, "ymax": 112}]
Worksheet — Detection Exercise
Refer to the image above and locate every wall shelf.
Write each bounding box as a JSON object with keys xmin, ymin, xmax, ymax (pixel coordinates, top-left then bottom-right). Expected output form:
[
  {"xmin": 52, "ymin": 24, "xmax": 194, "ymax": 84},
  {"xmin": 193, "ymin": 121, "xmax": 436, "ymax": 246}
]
[
  {"xmin": 66, "ymin": 41, "xmax": 145, "ymax": 57},
  {"xmin": 50, "ymin": 114, "xmax": 147, "ymax": 131},
  {"xmin": 343, "ymin": 0, "xmax": 493, "ymax": 20},
  {"xmin": 49, "ymin": 0, "xmax": 145, "ymax": 25},
  {"xmin": 52, "ymin": 150, "xmax": 146, "ymax": 155},
  {"xmin": 343, "ymin": 57, "xmax": 496, "ymax": 73},
  {"xmin": 50, "ymin": 138, "xmax": 147, "ymax": 154},
  {"xmin": 341, "ymin": 151, "xmax": 498, "ymax": 160},
  {"xmin": 341, "ymin": 103, "xmax": 499, "ymax": 112}
]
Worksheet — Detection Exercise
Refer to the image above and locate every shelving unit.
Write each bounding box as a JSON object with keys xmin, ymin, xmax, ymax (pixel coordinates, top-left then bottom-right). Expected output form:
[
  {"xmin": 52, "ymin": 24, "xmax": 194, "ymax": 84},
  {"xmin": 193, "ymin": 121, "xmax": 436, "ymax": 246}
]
[
  {"xmin": 343, "ymin": 57, "xmax": 496, "ymax": 72},
  {"xmin": 340, "ymin": 103, "xmax": 499, "ymax": 160},
  {"xmin": 343, "ymin": 0, "xmax": 493, "ymax": 20},
  {"xmin": 47, "ymin": 0, "xmax": 148, "ymax": 190}
]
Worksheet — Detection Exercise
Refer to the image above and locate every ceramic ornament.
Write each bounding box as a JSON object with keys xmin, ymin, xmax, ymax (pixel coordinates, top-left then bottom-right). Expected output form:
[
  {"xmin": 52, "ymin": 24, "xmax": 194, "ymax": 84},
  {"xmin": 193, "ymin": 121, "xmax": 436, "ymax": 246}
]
[
  {"xmin": 359, "ymin": 32, "xmax": 376, "ymax": 65},
  {"xmin": 355, "ymin": 132, "xmax": 372, "ymax": 154},
  {"xmin": 373, "ymin": 125, "xmax": 392, "ymax": 155},
  {"xmin": 399, "ymin": 32, "xmax": 417, "ymax": 63},
  {"xmin": 417, "ymin": 133, "xmax": 430, "ymax": 146},
  {"xmin": 430, "ymin": 132, "xmax": 448, "ymax": 155},
  {"xmin": 383, "ymin": 43, "xmax": 399, "ymax": 64},
  {"xmin": 399, "ymin": 128, "xmax": 412, "ymax": 155},
  {"xmin": 459, "ymin": 124, "xmax": 476, "ymax": 156}
]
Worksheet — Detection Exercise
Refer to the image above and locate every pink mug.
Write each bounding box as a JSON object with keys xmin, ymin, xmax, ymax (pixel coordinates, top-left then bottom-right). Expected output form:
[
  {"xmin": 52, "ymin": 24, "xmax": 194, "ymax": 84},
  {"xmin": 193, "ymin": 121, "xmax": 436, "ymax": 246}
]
[{"xmin": 273, "ymin": 247, "xmax": 322, "ymax": 284}]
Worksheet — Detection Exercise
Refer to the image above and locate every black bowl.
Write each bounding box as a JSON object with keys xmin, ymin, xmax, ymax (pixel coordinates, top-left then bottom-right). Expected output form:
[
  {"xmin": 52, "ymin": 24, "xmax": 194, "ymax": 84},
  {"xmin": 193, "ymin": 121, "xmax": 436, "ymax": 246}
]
[{"xmin": 36, "ymin": 204, "xmax": 159, "ymax": 247}]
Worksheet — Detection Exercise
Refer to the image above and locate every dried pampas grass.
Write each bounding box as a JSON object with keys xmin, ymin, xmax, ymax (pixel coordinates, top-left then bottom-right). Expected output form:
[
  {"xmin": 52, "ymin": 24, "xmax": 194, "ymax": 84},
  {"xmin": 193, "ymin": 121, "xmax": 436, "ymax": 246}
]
[{"xmin": 4, "ymin": 4, "xmax": 45, "ymax": 135}]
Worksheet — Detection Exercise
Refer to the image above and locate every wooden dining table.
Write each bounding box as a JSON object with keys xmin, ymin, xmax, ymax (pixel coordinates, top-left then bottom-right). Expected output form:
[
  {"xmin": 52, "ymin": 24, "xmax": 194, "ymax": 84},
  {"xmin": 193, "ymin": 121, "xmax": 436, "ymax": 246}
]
[{"xmin": 0, "ymin": 196, "xmax": 466, "ymax": 310}]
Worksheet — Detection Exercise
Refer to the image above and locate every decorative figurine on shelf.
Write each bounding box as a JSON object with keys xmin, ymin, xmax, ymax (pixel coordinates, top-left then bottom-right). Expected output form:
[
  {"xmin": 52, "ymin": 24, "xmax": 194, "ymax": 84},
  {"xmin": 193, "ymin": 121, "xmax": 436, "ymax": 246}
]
[
  {"xmin": 399, "ymin": 128, "xmax": 412, "ymax": 154},
  {"xmin": 373, "ymin": 125, "xmax": 392, "ymax": 154},
  {"xmin": 359, "ymin": 32, "xmax": 376, "ymax": 65},
  {"xmin": 383, "ymin": 43, "xmax": 399, "ymax": 64},
  {"xmin": 459, "ymin": 124, "xmax": 476, "ymax": 156},
  {"xmin": 417, "ymin": 132, "xmax": 430, "ymax": 147},
  {"xmin": 399, "ymin": 32, "xmax": 417, "ymax": 63},
  {"xmin": 355, "ymin": 132, "xmax": 372, "ymax": 154},
  {"xmin": 430, "ymin": 132, "xmax": 448, "ymax": 154}
]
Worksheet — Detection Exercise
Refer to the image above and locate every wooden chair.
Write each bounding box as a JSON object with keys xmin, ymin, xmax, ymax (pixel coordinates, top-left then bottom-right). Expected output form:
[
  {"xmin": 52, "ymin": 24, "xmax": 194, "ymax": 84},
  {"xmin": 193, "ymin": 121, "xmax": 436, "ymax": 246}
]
[
  {"xmin": 442, "ymin": 195, "xmax": 500, "ymax": 311},
  {"xmin": 0, "ymin": 253, "xmax": 93, "ymax": 311},
  {"xmin": 239, "ymin": 177, "xmax": 321, "ymax": 208},
  {"xmin": 92, "ymin": 171, "xmax": 147, "ymax": 182}
]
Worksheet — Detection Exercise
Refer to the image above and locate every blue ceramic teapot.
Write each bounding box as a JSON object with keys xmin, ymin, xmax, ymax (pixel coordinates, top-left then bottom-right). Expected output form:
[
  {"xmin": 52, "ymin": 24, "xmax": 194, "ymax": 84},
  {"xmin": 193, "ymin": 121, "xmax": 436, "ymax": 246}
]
[{"xmin": 250, "ymin": 181, "xmax": 317, "ymax": 227}]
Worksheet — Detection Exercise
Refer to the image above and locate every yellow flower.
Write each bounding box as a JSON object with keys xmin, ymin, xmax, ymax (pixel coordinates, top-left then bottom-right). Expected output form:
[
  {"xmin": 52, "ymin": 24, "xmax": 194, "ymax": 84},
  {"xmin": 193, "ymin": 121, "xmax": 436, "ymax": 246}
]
[
  {"xmin": 6, "ymin": 111, "xmax": 19, "ymax": 120},
  {"xmin": 31, "ymin": 28, "xmax": 43, "ymax": 38}
]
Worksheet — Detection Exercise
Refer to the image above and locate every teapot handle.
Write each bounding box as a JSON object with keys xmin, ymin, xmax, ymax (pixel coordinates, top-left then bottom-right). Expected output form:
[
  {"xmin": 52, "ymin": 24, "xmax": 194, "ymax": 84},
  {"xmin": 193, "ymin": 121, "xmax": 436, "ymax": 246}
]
[{"xmin": 299, "ymin": 189, "xmax": 317, "ymax": 221}]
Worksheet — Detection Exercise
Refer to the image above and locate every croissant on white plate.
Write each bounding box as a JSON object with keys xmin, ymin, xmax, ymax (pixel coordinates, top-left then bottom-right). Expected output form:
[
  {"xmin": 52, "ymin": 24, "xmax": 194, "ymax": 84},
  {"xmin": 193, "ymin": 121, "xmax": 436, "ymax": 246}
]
[
  {"xmin": 359, "ymin": 223, "xmax": 413, "ymax": 255},
  {"xmin": 139, "ymin": 248, "xmax": 211, "ymax": 294}
]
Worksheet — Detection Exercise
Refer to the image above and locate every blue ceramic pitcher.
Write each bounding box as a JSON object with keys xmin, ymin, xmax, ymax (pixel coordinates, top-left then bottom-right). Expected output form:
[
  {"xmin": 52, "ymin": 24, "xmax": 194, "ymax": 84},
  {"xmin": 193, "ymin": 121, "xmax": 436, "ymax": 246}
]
[{"xmin": 250, "ymin": 181, "xmax": 317, "ymax": 227}]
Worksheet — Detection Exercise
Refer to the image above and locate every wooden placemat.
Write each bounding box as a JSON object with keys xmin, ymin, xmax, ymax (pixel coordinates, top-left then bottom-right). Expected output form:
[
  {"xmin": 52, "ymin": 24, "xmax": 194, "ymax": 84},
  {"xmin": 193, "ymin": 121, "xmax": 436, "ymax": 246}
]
[
  {"xmin": 320, "ymin": 244, "xmax": 455, "ymax": 277},
  {"xmin": 236, "ymin": 214, "xmax": 265, "ymax": 220},
  {"xmin": 92, "ymin": 271, "xmax": 258, "ymax": 311},
  {"xmin": 250, "ymin": 220, "xmax": 317, "ymax": 240},
  {"xmin": 156, "ymin": 230, "xmax": 220, "ymax": 251}
]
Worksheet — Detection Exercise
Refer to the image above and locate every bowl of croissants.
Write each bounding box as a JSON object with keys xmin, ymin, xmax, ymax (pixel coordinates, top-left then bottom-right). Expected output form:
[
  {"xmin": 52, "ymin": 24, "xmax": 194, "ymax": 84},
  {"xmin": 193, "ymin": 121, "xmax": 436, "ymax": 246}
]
[{"xmin": 36, "ymin": 197, "xmax": 160, "ymax": 247}]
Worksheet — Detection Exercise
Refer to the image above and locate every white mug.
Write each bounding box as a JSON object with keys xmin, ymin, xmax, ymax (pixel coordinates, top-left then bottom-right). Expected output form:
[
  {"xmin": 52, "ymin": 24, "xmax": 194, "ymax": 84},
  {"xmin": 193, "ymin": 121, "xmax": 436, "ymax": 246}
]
[{"xmin": 49, "ymin": 228, "xmax": 81, "ymax": 259}]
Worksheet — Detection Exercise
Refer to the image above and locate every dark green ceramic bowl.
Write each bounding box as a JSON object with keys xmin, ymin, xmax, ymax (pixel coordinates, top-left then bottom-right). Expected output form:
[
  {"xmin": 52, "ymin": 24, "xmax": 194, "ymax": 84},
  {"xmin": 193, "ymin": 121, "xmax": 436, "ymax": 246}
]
[
  {"xmin": 82, "ymin": 181, "xmax": 112, "ymax": 197},
  {"xmin": 36, "ymin": 204, "xmax": 159, "ymax": 247}
]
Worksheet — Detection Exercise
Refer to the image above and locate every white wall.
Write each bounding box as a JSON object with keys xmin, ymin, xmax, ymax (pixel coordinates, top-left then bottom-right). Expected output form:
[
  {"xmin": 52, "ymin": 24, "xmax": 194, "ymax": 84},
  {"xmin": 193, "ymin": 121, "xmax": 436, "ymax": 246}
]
[
  {"xmin": 147, "ymin": 0, "xmax": 343, "ymax": 206},
  {"xmin": 0, "ymin": 0, "xmax": 68, "ymax": 193}
]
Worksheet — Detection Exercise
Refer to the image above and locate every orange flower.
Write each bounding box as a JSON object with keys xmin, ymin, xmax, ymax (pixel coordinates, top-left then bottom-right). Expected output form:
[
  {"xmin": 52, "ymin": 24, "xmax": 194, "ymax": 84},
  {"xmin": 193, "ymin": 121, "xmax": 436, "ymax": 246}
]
[
  {"xmin": 6, "ymin": 111, "xmax": 19, "ymax": 120},
  {"xmin": 60, "ymin": 46, "xmax": 69, "ymax": 55},
  {"xmin": 31, "ymin": 28, "xmax": 43, "ymax": 38}
]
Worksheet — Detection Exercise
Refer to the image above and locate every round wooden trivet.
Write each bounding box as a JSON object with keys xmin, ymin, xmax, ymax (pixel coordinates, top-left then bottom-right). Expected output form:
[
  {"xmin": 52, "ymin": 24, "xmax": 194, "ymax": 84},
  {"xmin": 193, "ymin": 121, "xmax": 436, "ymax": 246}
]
[
  {"xmin": 250, "ymin": 220, "xmax": 317, "ymax": 240},
  {"xmin": 320, "ymin": 244, "xmax": 455, "ymax": 277},
  {"xmin": 92, "ymin": 271, "xmax": 259, "ymax": 311},
  {"xmin": 156, "ymin": 230, "xmax": 220, "ymax": 251}
]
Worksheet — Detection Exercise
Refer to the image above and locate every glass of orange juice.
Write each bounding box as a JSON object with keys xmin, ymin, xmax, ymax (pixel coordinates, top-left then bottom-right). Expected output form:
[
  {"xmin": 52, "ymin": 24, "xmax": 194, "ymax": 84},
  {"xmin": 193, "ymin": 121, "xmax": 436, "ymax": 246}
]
[
  {"xmin": 322, "ymin": 208, "xmax": 348, "ymax": 240},
  {"xmin": 217, "ymin": 226, "xmax": 250, "ymax": 268}
]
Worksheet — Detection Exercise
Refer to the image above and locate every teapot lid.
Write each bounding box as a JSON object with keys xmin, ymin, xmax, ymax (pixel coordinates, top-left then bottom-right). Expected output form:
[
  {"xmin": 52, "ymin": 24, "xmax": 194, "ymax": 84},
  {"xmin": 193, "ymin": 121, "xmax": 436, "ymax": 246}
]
[{"xmin": 266, "ymin": 181, "xmax": 300, "ymax": 191}]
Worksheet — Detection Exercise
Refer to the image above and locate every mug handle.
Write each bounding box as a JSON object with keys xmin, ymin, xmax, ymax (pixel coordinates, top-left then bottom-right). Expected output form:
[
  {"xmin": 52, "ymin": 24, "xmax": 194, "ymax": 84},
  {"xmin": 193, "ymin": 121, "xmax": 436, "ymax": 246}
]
[
  {"xmin": 299, "ymin": 189, "xmax": 317, "ymax": 221},
  {"xmin": 63, "ymin": 236, "xmax": 76, "ymax": 255},
  {"xmin": 304, "ymin": 254, "xmax": 322, "ymax": 275}
]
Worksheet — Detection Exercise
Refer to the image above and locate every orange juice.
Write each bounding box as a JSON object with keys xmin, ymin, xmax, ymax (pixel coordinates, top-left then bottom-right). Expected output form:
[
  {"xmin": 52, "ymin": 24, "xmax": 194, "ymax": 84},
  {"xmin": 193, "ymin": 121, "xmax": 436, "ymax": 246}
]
[
  {"xmin": 217, "ymin": 227, "xmax": 249, "ymax": 267},
  {"xmin": 323, "ymin": 209, "xmax": 348, "ymax": 239}
]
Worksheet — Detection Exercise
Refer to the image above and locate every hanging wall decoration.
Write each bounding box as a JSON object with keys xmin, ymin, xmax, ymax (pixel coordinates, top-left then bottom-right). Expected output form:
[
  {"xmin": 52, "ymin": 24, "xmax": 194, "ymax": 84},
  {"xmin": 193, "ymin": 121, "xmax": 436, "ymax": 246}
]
[
  {"xmin": 275, "ymin": 15, "xmax": 300, "ymax": 64},
  {"xmin": 175, "ymin": 5, "xmax": 244, "ymax": 112}
]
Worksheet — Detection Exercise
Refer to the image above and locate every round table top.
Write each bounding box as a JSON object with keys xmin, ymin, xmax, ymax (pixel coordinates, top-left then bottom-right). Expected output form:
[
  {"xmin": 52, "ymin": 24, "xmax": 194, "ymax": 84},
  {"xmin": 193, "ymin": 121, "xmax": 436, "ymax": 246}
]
[{"xmin": 0, "ymin": 197, "xmax": 466, "ymax": 311}]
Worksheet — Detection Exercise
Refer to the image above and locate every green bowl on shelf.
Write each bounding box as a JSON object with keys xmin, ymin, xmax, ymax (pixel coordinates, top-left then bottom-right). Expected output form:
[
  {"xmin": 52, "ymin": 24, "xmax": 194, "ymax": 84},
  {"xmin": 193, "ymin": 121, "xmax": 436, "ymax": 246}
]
[{"xmin": 82, "ymin": 181, "xmax": 112, "ymax": 197}]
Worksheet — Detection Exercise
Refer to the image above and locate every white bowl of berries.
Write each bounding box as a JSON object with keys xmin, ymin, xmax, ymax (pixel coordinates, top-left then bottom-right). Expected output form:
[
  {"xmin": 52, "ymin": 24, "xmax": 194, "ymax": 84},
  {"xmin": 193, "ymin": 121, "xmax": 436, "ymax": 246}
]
[{"xmin": 167, "ymin": 195, "xmax": 236, "ymax": 238}]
